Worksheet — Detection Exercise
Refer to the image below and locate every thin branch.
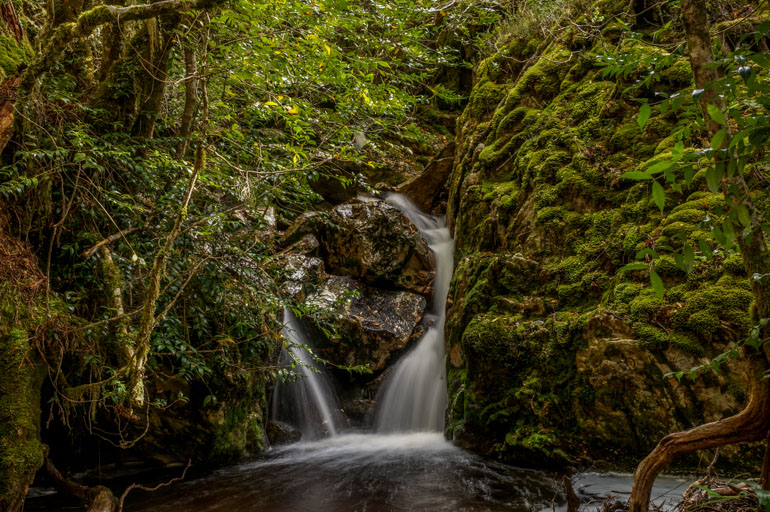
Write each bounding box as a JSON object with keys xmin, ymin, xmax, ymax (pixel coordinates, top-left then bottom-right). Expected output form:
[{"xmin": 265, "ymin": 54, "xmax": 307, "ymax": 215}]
[
  {"xmin": 82, "ymin": 227, "xmax": 141, "ymax": 259},
  {"xmin": 117, "ymin": 459, "xmax": 192, "ymax": 512}
]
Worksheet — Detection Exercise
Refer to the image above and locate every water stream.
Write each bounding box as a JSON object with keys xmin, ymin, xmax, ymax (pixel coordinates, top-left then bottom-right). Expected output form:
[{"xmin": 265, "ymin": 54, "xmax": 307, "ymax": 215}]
[
  {"xmin": 374, "ymin": 194, "xmax": 454, "ymax": 432},
  {"xmin": 271, "ymin": 308, "xmax": 345, "ymax": 439}
]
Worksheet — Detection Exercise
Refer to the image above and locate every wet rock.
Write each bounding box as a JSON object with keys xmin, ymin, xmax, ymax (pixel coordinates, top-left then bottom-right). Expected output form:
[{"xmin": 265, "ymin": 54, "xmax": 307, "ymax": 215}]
[
  {"xmin": 280, "ymin": 198, "xmax": 435, "ymax": 297},
  {"xmin": 266, "ymin": 421, "xmax": 302, "ymax": 446},
  {"xmin": 322, "ymin": 199, "xmax": 434, "ymax": 296},
  {"xmin": 278, "ymin": 253, "xmax": 325, "ymax": 303},
  {"xmin": 280, "ymin": 212, "xmax": 326, "ymax": 248},
  {"xmin": 286, "ymin": 234, "xmax": 320, "ymax": 256},
  {"xmin": 305, "ymin": 275, "xmax": 426, "ymax": 373},
  {"xmin": 397, "ymin": 141, "xmax": 455, "ymax": 213}
]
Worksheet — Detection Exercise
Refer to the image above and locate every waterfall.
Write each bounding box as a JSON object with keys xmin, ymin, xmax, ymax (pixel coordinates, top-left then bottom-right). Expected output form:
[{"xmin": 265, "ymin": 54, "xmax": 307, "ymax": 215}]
[
  {"xmin": 271, "ymin": 308, "xmax": 345, "ymax": 439},
  {"xmin": 374, "ymin": 193, "xmax": 455, "ymax": 433}
]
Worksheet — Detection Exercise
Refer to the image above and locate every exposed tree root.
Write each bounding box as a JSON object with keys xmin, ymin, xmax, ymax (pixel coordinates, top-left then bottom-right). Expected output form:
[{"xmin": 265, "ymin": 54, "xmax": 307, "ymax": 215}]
[
  {"xmin": 44, "ymin": 452, "xmax": 191, "ymax": 512},
  {"xmin": 628, "ymin": 367, "xmax": 770, "ymax": 511}
]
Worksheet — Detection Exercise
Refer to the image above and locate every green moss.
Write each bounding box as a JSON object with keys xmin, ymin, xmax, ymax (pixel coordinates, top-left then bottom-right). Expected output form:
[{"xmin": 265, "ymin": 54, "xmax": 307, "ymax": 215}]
[
  {"xmin": 654, "ymin": 255, "xmax": 685, "ymax": 278},
  {"xmin": 0, "ymin": 322, "xmax": 45, "ymax": 508},
  {"xmin": 0, "ymin": 34, "xmax": 30, "ymax": 81},
  {"xmin": 629, "ymin": 289, "xmax": 664, "ymax": 322},
  {"xmin": 632, "ymin": 323, "xmax": 668, "ymax": 350},
  {"xmin": 669, "ymin": 284, "xmax": 753, "ymax": 341},
  {"xmin": 210, "ymin": 381, "xmax": 269, "ymax": 460},
  {"xmin": 722, "ymin": 254, "xmax": 746, "ymax": 276},
  {"xmin": 445, "ymin": 1, "xmax": 760, "ymax": 470}
]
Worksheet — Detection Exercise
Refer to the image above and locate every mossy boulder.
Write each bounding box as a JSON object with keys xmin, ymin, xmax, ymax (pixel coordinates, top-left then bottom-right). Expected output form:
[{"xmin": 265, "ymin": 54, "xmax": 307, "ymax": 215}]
[
  {"xmin": 282, "ymin": 198, "xmax": 435, "ymax": 297},
  {"xmin": 444, "ymin": 7, "xmax": 759, "ymax": 470}
]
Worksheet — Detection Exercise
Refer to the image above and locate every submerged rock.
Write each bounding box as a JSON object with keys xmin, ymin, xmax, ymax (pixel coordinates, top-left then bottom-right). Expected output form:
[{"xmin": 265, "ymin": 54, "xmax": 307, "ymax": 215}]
[{"xmin": 305, "ymin": 275, "xmax": 426, "ymax": 373}]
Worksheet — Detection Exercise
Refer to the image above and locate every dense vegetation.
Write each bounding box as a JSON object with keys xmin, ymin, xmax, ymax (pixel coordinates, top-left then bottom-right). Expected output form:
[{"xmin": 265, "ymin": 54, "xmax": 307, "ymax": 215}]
[
  {"xmin": 2, "ymin": 0, "xmax": 770, "ymax": 510},
  {"xmin": 0, "ymin": 0, "xmax": 491, "ymax": 509}
]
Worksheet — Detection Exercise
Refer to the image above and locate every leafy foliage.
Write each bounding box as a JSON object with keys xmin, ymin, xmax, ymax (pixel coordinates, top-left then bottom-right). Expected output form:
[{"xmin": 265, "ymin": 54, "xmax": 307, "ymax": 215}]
[
  {"xmin": 601, "ymin": 16, "xmax": 770, "ymax": 376},
  {"xmin": 0, "ymin": 0, "xmax": 480, "ymax": 442}
]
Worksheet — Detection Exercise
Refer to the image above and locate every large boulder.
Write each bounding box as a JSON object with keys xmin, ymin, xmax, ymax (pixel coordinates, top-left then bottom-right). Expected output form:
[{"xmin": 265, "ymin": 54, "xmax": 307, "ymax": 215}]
[
  {"xmin": 304, "ymin": 275, "xmax": 426, "ymax": 373},
  {"xmin": 281, "ymin": 198, "xmax": 435, "ymax": 297}
]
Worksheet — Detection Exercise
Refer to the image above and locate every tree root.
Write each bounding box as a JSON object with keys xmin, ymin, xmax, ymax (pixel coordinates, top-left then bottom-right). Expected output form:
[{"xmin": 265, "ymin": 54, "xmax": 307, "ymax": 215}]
[
  {"xmin": 44, "ymin": 452, "xmax": 191, "ymax": 512},
  {"xmin": 628, "ymin": 371, "xmax": 770, "ymax": 511}
]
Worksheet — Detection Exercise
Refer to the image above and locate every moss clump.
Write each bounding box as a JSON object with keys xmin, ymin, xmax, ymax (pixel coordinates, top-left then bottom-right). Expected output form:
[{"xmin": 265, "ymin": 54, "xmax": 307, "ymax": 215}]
[
  {"xmin": 629, "ymin": 289, "xmax": 664, "ymax": 322},
  {"xmin": 0, "ymin": 318, "xmax": 45, "ymax": 510},
  {"xmin": 0, "ymin": 35, "xmax": 30, "ymax": 81},
  {"xmin": 669, "ymin": 284, "xmax": 753, "ymax": 342},
  {"xmin": 632, "ymin": 323, "xmax": 668, "ymax": 350}
]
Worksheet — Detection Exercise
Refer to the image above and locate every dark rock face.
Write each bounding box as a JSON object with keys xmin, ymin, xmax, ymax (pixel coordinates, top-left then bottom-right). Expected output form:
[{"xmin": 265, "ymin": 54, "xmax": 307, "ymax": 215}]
[
  {"xmin": 282, "ymin": 199, "xmax": 435, "ymax": 297},
  {"xmin": 323, "ymin": 200, "xmax": 434, "ymax": 296},
  {"xmin": 266, "ymin": 421, "xmax": 302, "ymax": 446},
  {"xmin": 305, "ymin": 275, "xmax": 426, "ymax": 373},
  {"xmin": 397, "ymin": 141, "xmax": 456, "ymax": 214}
]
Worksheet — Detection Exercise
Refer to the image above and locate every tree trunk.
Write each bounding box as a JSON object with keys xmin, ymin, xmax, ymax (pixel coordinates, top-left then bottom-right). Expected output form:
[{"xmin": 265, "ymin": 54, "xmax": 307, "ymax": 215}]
[
  {"xmin": 94, "ymin": 0, "xmax": 126, "ymax": 84},
  {"xmin": 0, "ymin": 325, "xmax": 46, "ymax": 511},
  {"xmin": 131, "ymin": 14, "xmax": 181, "ymax": 139},
  {"xmin": 176, "ymin": 42, "xmax": 198, "ymax": 159},
  {"xmin": 629, "ymin": 361, "xmax": 770, "ymax": 511}
]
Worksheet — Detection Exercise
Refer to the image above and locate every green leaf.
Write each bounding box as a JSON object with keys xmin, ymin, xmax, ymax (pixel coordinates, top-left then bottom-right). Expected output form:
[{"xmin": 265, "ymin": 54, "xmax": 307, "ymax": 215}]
[
  {"xmin": 756, "ymin": 488, "xmax": 770, "ymax": 512},
  {"xmin": 706, "ymin": 166, "xmax": 723, "ymax": 193},
  {"xmin": 710, "ymin": 128, "xmax": 726, "ymax": 151},
  {"xmin": 652, "ymin": 181, "xmax": 665, "ymax": 212},
  {"xmin": 635, "ymin": 248, "xmax": 658, "ymax": 259},
  {"xmin": 638, "ymin": 103, "xmax": 651, "ymax": 129},
  {"xmin": 698, "ymin": 238, "xmax": 713, "ymax": 260},
  {"xmin": 683, "ymin": 244, "xmax": 694, "ymax": 273},
  {"xmin": 647, "ymin": 160, "xmax": 676, "ymax": 175},
  {"xmin": 723, "ymin": 220, "xmax": 736, "ymax": 242},
  {"xmin": 736, "ymin": 204, "xmax": 751, "ymax": 227},
  {"xmin": 621, "ymin": 171, "xmax": 652, "ymax": 180},
  {"xmin": 619, "ymin": 263, "xmax": 649, "ymax": 272},
  {"xmin": 684, "ymin": 165, "xmax": 695, "ymax": 186},
  {"xmin": 650, "ymin": 269, "xmax": 664, "ymax": 298},
  {"xmin": 707, "ymin": 104, "xmax": 726, "ymax": 126}
]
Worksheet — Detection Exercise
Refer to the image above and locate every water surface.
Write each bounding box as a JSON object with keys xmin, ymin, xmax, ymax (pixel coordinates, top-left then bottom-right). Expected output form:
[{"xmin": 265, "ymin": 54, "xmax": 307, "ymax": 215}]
[{"xmin": 125, "ymin": 433, "xmax": 562, "ymax": 512}]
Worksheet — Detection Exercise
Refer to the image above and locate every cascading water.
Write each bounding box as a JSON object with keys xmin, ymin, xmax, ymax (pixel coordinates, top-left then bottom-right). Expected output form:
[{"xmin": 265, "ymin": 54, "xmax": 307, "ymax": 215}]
[
  {"xmin": 271, "ymin": 308, "xmax": 345, "ymax": 439},
  {"xmin": 374, "ymin": 193, "xmax": 454, "ymax": 432}
]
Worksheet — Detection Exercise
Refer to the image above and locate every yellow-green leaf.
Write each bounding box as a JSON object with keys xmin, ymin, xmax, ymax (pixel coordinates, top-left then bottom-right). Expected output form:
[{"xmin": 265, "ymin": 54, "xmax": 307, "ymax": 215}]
[
  {"xmin": 638, "ymin": 103, "xmax": 651, "ymax": 129},
  {"xmin": 707, "ymin": 104, "xmax": 726, "ymax": 126},
  {"xmin": 652, "ymin": 180, "xmax": 665, "ymax": 212}
]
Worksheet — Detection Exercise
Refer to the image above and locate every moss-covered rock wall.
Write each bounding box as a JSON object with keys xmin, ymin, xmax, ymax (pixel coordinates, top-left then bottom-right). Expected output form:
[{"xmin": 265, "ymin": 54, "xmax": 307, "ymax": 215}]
[{"xmin": 445, "ymin": 5, "xmax": 764, "ymax": 470}]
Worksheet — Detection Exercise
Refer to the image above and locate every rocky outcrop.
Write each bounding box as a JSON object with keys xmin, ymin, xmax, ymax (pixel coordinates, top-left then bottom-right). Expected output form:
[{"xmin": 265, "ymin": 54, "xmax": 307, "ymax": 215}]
[
  {"xmin": 277, "ymin": 197, "xmax": 434, "ymax": 422},
  {"xmin": 266, "ymin": 421, "xmax": 302, "ymax": 446},
  {"xmin": 305, "ymin": 275, "xmax": 426, "ymax": 373},
  {"xmin": 397, "ymin": 141, "xmax": 456, "ymax": 213},
  {"xmin": 282, "ymin": 199, "xmax": 435, "ymax": 297},
  {"xmin": 444, "ymin": 9, "xmax": 759, "ymax": 469}
]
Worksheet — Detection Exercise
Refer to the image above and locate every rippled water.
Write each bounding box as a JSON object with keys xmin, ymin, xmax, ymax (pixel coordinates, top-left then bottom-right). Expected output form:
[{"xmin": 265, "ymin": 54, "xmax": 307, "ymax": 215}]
[
  {"xmin": 131, "ymin": 433, "xmax": 561, "ymax": 512},
  {"xmin": 27, "ymin": 433, "xmax": 692, "ymax": 511}
]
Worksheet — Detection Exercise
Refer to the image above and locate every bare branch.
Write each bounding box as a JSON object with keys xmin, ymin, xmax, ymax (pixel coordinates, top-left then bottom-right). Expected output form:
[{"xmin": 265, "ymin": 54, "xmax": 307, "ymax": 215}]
[{"xmin": 117, "ymin": 459, "xmax": 192, "ymax": 512}]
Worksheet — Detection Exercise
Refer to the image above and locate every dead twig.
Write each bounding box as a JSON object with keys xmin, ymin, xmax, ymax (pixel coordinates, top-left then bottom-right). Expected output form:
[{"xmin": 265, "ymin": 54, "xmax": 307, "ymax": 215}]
[{"xmin": 117, "ymin": 459, "xmax": 192, "ymax": 512}]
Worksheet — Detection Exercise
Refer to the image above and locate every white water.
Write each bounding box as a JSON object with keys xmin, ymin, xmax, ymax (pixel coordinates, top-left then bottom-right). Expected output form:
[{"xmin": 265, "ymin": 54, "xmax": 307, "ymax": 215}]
[
  {"xmin": 374, "ymin": 193, "xmax": 455, "ymax": 432},
  {"xmin": 271, "ymin": 308, "xmax": 344, "ymax": 438}
]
